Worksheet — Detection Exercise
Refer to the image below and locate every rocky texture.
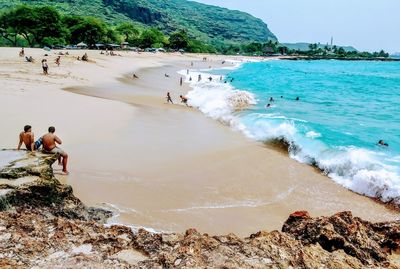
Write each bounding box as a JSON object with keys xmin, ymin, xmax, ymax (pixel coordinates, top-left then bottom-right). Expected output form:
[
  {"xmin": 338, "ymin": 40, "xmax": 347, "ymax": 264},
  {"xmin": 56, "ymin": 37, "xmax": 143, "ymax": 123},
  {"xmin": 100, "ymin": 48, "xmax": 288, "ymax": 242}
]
[
  {"xmin": 282, "ymin": 211, "xmax": 400, "ymax": 267},
  {"xmin": 0, "ymin": 149, "xmax": 111, "ymax": 220},
  {"xmin": 0, "ymin": 150, "xmax": 399, "ymax": 268}
]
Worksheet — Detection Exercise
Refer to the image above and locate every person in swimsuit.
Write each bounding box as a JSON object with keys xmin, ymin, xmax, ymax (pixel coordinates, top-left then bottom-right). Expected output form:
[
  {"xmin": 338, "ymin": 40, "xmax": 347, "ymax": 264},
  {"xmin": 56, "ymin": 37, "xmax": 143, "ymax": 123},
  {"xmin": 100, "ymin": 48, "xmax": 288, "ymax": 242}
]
[
  {"xmin": 180, "ymin": 95, "xmax": 189, "ymax": 107},
  {"xmin": 55, "ymin": 56, "xmax": 61, "ymax": 67},
  {"xmin": 17, "ymin": 125, "xmax": 35, "ymax": 152},
  {"xmin": 42, "ymin": 59, "xmax": 48, "ymax": 75},
  {"xmin": 42, "ymin": 126, "xmax": 69, "ymax": 174},
  {"xmin": 378, "ymin": 140, "xmax": 389, "ymax": 147},
  {"xmin": 166, "ymin": 92, "xmax": 173, "ymax": 104}
]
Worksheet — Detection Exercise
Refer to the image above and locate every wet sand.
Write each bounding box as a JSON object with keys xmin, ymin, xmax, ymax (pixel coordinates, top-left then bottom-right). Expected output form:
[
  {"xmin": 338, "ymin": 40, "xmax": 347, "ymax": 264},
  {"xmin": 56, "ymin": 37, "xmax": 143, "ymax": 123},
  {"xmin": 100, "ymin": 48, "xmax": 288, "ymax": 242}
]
[{"xmin": 0, "ymin": 48, "xmax": 398, "ymax": 237}]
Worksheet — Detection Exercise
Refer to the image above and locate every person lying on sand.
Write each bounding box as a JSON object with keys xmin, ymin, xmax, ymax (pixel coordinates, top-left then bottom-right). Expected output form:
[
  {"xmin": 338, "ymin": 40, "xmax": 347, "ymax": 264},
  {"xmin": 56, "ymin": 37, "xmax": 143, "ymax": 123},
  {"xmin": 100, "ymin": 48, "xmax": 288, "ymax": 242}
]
[
  {"xmin": 25, "ymin": 56, "xmax": 34, "ymax": 63},
  {"xmin": 166, "ymin": 92, "xmax": 173, "ymax": 104},
  {"xmin": 180, "ymin": 95, "xmax": 189, "ymax": 107},
  {"xmin": 42, "ymin": 126, "xmax": 69, "ymax": 174},
  {"xmin": 165, "ymin": 74, "xmax": 170, "ymax": 78},
  {"xmin": 133, "ymin": 73, "xmax": 139, "ymax": 79},
  {"xmin": 17, "ymin": 125, "xmax": 35, "ymax": 152}
]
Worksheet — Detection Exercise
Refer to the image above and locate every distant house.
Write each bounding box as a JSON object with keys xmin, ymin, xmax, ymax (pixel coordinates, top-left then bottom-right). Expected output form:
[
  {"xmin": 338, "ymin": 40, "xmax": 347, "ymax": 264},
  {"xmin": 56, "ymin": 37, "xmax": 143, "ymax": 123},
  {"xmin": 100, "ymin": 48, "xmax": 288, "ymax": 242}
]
[
  {"xmin": 121, "ymin": 42, "xmax": 129, "ymax": 49},
  {"xmin": 106, "ymin": 44, "xmax": 121, "ymax": 50},
  {"xmin": 95, "ymin": 43, "xmax": 106, "ymax": 50}
]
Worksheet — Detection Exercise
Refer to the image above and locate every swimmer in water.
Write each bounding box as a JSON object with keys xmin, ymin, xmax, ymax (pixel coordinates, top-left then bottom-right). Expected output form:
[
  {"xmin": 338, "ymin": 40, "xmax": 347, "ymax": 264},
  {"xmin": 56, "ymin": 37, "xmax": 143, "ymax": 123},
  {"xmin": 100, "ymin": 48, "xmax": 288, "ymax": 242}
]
[
  {"xmin": 269, "ymin": 97, "xmax": 274, "ymax": 102},
  {"xmin": 265, "ymin": 103, "xmax": 271, "ymax": 108},
  {"xmin": 378, "ymin": 140, "xmax": 389, "ymax": 147},
  {"xmin": 296, "ymin": 97, "xmax": 300, "ymax": 101}
]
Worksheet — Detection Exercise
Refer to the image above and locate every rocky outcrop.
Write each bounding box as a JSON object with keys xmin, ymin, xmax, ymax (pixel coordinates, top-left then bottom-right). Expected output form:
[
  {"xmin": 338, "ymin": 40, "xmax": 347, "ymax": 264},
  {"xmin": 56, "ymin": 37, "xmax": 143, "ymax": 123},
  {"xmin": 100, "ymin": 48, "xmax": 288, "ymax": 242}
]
[
  {"xmin": 0, "ymin": 149, "xmax": 111, "ymax": 221},
  {"xmin": 0, "ymin": 150, "xmax": 399, "ymax": 268},
  {"xmin": 282, "ymin": 211, "xmax": 400, "ymax": 267}
]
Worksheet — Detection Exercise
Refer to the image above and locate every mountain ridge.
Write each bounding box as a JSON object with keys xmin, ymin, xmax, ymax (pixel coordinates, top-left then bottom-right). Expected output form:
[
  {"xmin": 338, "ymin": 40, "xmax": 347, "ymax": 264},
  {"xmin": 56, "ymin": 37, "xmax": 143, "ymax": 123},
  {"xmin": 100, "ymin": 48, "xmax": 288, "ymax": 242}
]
[{"xmin": 0, "ymin": 0, "xmax": 277, "ymax": 45}]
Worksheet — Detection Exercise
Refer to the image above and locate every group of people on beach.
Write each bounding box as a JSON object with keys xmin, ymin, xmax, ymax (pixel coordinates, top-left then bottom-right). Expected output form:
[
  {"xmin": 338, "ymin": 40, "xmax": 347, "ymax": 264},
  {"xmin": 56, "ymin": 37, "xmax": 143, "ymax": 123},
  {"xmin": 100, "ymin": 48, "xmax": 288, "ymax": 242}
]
[
  {"xmin": 166, "ymin": 92, "xmax": 189, "ymax": 106},
  {"xmin": 100, "ymin": 49, "xmax": 122, "ymax": 56},
  {"xmin": 18, "ymin": 125, "xmax": 69, "ymax": 174}
]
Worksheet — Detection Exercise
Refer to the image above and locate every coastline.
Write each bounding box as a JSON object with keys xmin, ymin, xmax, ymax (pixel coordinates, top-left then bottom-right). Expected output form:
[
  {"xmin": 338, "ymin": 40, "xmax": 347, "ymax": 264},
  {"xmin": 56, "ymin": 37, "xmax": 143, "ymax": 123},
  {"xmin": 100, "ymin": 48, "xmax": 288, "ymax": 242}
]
[
  {"xmin": 1, "ymin": 150, "xmax": 398, "ymax": 268},
  {"xmin": 0, "ymin": 47, "xmax": 398, "ymax": 237}
]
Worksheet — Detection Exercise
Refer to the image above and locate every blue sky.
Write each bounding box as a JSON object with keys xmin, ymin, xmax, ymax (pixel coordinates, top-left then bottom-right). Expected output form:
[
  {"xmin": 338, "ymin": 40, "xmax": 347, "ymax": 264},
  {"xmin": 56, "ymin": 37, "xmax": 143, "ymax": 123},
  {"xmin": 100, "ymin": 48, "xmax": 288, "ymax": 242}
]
[{"xmin": 194, "ymin": 0, "xmax": 400, "ymax": 53}]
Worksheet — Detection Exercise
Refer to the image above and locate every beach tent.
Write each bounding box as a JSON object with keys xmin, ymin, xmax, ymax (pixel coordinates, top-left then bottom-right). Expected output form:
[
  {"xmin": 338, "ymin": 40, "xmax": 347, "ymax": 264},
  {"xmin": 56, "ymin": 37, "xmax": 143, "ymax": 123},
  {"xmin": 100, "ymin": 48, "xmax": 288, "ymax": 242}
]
[
  {"xmin": 95, "ymin": 43, "xmax": 106, "ymax": 50},
  {"xmin": 77, "ymin": 42, "xmax": 87, "ymax": 48}
]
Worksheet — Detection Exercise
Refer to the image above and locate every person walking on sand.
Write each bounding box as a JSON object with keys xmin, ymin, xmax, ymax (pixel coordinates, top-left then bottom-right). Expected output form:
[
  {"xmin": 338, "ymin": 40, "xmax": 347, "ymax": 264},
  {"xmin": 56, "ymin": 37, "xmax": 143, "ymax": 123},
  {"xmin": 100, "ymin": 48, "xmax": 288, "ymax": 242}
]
[
  {"xmin": 42, "ymin": 126, "xmax": 69, "ymax": 174},
  {"xmin": 55, "ymin": 56, "xmax": 61, "ymax": 67},
  {"xmin": 42, "ymin": 59, "xmax": 48, "ymax": 75},
  {"xmin": 180, "ymin": 77, "xmax": 183, "ymax": 86},
  {"xmin": 17, "ymin": 125, "xmax": 35, "ymax": 152},
  {"xmin": 166, "ymin": 92, "xmax": 173, "ymax": 104},
  {"xmin": 198, "ymin": 74, "xmax": 202, "ymax": 82},
  {"xmin": 19, "ymin": 48, "xmax": 25, "ymax": 57}
]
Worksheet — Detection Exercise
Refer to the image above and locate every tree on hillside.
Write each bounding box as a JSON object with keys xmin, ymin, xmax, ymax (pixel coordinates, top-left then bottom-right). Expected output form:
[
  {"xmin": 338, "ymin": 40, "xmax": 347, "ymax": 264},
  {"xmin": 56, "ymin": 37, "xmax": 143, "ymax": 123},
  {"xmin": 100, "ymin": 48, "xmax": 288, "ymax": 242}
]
[
  {"xmin": 31, "ymin": 6, "xmax": 64, "ymax": 46},
  {"xmin": 243, "ymin": 42, "xmax": 263, "ymax": 54},
  {"xmin": 116, "ymin": 22, "xmax": 139, "ymax": 43},
  {"xmin": 68, "ymin": 17, "xmax": 107, "ymax": 46},
  {"xmin": 169, "ymin": 29, "xmax": 189, "ymax": 50},
  {"xmin": 337, "ymin": 47, "xmax": 346, "ymax": 56},
  {"xmin": 0, "ymin": 6, "xmax": 64, "ymax": 47},
  {"xmin": 0, "ymin": 14, "xmax": 18, "ymax": 46},
  {"xmin": 139, "ymin": 28, "xmax": 165, "ymax": 48},
  {"xmin": 308, "ymin": 43, "xmax": 318, "ymax": 51}
]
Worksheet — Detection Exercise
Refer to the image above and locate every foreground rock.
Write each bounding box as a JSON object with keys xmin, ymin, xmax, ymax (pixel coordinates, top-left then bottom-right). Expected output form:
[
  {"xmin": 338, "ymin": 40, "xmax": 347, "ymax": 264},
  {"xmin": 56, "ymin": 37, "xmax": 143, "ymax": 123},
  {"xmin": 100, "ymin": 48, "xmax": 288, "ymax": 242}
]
[{"xmin": 0, "ymin": 150, "xmax": 399, "ymax": 268}]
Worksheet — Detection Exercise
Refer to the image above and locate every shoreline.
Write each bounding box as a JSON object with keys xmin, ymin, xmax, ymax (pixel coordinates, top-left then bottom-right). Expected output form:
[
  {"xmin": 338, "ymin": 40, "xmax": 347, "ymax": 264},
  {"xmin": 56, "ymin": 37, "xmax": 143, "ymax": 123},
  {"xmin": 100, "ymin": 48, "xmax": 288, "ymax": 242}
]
[
  {"xmin": 0, "ymin": 47, "xmax": 398, "ymax": 237},
  {"xmin": 1, "ymin": 150, "xmax": 398, "ymax": 268}
]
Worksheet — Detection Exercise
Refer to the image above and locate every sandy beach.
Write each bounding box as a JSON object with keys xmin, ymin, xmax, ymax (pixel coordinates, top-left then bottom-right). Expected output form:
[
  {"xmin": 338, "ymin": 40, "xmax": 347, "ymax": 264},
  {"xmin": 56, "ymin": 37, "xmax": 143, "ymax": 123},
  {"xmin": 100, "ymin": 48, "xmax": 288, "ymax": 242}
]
[{"xmin": 0, "ymin": 47, "xmax": 398, "ymax": 237}]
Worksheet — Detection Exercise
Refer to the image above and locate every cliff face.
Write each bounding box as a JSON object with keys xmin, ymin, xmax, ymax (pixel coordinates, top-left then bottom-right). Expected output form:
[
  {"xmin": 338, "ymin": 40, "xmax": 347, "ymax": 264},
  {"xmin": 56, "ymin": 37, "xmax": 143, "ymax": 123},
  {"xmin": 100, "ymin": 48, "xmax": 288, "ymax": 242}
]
[
  {"xmin": 103, "ymin": 0, "xmax": 277, "ymax": 43},
  {"xmin": 0, "ymin": 150, "xmax": 399, "ymax": 268},
  {"xmin": 0, "ymin": 0, "xmax": 277, "ymax": 44}
]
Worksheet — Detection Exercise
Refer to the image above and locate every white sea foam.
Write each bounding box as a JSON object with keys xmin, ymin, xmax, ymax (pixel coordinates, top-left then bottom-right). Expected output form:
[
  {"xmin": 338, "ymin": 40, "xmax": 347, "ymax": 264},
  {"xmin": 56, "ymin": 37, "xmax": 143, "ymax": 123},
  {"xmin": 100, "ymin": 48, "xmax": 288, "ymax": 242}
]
[
  {"xmin": 164, "ymin": 187, "xmax": 294, "ymax": 213},
  {"xmin": 179, "ymin": 69, "xmax": 256, "ymax": 127},
  {"xmin": 100, "ymin": 203, "xmax": 169, "ymax": 234},
  {"xmin": 306, "ymin": 131, "xmax": 322, "ymax": 139},
  {"xmin": 179, "ymin": 67, "xmax": 400, "ymax": 207}
]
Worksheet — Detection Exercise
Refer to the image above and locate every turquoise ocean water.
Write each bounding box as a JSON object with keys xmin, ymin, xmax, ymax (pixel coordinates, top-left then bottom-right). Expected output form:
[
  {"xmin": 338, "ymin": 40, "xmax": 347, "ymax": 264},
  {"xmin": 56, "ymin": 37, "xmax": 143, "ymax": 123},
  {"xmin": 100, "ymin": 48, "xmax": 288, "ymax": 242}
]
[{"xmin": 184, "ymin": 60, "xmax": 400, "ymax": 205}]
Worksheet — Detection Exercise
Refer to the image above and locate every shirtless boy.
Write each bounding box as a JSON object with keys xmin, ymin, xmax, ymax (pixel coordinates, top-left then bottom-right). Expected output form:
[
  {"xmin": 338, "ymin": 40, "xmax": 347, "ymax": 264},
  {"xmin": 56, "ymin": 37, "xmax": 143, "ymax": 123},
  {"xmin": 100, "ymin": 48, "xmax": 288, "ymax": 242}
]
[
  {"xmin": 17, "ymin": 125, "xmax": 35, "ymax": 151},
  {"xmin": 42, "ymin": 126, "xmax": 69, "ymax": 174}
]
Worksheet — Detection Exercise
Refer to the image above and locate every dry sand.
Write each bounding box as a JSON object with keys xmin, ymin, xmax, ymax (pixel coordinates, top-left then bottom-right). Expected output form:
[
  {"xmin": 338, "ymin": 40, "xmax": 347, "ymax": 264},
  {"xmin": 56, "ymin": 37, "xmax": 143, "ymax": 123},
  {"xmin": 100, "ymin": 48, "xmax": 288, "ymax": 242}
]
[{"xmin": 0, "ymin": 47, "xmax": 398, "ymax": 237}]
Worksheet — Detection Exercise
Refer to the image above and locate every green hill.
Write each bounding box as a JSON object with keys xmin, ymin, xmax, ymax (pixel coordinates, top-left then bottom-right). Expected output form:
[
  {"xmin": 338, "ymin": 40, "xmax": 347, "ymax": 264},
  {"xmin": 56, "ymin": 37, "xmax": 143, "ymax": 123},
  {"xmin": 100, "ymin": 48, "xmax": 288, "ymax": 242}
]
[{"xmin": 0, "ymin": 0, "xmax": 277, "ymax": 45}]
